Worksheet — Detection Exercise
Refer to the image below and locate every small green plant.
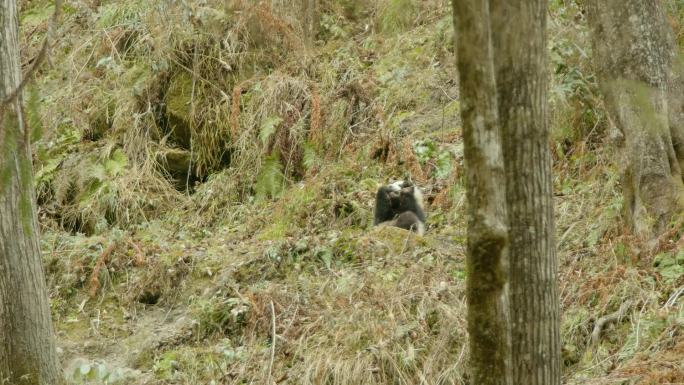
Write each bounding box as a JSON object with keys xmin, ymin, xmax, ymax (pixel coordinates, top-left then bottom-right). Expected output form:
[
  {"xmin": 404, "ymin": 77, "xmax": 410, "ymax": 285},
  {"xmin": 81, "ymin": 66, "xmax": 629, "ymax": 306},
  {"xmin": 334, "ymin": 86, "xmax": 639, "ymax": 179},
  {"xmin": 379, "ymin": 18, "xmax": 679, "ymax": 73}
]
[
  {"xmin": 153, "ymin": 351, "xmax": 180, "ymax": 380},
  {"xmin": 320, "ymin": 13, "xmax": 349, "ymax": 39},
  {"xmin": 259, "ymin": 116, "xmax": 283, "ymax": 145},
  {"xmin": 70, "ymin": 360, "xmax": 141, "ymax": 384},
  {"xmin": 77, "ymin": 149, "xmax": 129, "ymax": 208},
  {"xmin": 34, "ymin": 125, "xmax": 81, "ymax": 189},
  {"xmin": 378, "ymin": 0, "xmax": 415, "ymax": 34},
  {"xmin": 548, "ymin": 13, "xmax": 603, "ymax": 149},
  {"xmin": 193, "ymin": 295, "xmax": 251, "ymax": 338},
  {"xmin": 26, "ymin": 87, "xmax": 44, "ymax": 143},
  {"xmin": 255, "ymin": 152, "xmax": 285, "ymax": 200},
  {"xmin": 413, "ymin": 140, "xmax": 454, "ymax": 179},
  {"xmin": 302, "ymin": 142, "xmax": 318, "ymax": 172},
  {"xmin": 653, "ymin": 250, "xmax": 684, "ymax": 284}
]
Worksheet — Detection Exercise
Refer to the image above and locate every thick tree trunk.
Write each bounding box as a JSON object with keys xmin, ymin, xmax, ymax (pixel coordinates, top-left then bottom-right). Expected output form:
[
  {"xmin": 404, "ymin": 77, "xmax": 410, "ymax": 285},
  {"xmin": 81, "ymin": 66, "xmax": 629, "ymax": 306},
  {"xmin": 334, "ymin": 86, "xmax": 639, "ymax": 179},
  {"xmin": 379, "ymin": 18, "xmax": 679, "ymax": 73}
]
[
  {"xmin": 490, "ymin": 1, "xmax": 562, "ymax": 384},
  {"xmin": 587, "ymin": 0, "xmax": 684, "ymax": 237},
  {"xmin": 452, "ymin": 1, "xmax": 512, "ymax": 384},
  {"xmin": 0, "ymin": 0, "xmax": 62, "ymax": 384},
  {"xmin": 668, "ymin": 62, "xmax": 684, "ymax": 178}
]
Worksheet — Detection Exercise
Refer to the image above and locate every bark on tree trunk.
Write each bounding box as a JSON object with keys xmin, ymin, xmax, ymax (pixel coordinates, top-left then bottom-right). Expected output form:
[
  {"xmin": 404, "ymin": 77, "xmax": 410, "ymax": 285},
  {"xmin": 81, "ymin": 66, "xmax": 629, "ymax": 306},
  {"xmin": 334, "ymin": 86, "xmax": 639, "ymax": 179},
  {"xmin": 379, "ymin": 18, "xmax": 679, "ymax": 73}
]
[
  {"xmin": 452, "ymin": 1, "xmax": 512, "ymax": 384},
  {"xmin": 0, "ymin": 0, "xmax": 62, "ymax": 384},
  {"xmin": 587, "ymin": 0, "xmax": 684, "ymax": 237},
  {"xmin": 300, "ymin": 0, "xmax": 318, "ymax": 43},
  {"xmin": 490, "ymin": 0, "xmax": 562, "ymax": 384}
]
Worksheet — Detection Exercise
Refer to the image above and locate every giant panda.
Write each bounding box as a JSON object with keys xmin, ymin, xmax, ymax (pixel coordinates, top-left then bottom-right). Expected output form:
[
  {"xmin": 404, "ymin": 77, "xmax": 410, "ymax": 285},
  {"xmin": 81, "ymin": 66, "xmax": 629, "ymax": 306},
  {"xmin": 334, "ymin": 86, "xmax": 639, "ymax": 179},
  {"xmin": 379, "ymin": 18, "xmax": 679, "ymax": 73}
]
[{"xmin": 373, "ymin": 180, "xmax": 426, "ymax": 235}]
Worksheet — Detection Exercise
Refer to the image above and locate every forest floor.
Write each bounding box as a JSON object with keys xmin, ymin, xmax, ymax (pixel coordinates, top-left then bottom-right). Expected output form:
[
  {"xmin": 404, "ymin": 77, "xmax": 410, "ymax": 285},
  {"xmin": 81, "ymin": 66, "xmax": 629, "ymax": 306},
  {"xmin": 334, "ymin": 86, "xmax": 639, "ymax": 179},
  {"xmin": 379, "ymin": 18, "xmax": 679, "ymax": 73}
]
[{"xmin": 19, "ymin": 0, "xmax": 684, "ymax": 384}]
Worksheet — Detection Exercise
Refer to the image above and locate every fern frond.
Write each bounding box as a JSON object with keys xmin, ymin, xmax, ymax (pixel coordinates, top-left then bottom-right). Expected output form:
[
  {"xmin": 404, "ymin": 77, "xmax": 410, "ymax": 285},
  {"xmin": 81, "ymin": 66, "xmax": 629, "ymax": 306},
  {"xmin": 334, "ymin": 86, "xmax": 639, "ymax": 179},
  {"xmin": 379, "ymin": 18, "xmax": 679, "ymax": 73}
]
[
  {"xmin": 259, "ymin": 116, "xmax": 283, "ymax": 146},
  {"xmin": 255, "ymin": 152, "xmax": 285, "ymax": 200},
  {"xmin": 302, "ymin": 142, "xmax": 318, "ymax": 172}
]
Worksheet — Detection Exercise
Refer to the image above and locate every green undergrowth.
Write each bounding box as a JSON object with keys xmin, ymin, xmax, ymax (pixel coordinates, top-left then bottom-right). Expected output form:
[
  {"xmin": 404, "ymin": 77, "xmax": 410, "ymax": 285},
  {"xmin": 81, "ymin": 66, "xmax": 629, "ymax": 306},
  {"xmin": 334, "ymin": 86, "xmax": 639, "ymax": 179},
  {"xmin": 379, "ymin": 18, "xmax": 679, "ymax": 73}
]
[
  {"xmin": 45, "ymin": 190, "xmax": 468, "ymax": 383},
  {"xmin": 25, "ymin": 0, "xmax": 459, "ymax": 235},
  {"xmin": 21, "ymin": 0, "xmax": 684, "ymax": 384}
]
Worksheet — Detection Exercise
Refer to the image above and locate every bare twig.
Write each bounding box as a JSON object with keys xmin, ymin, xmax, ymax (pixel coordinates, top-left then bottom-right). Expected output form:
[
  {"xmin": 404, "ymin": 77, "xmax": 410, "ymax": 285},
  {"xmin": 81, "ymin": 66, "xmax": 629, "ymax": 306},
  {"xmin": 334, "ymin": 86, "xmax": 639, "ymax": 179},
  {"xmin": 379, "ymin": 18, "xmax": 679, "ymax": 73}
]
[
  {"xmin": 664, "ymin": 286, "xmax": 684, "ymax": 309},
  {"xmin": 399, "ymin": 229, "xmax": 413, "ymax": 256},
  {"xmin": 558, "ymin": 221, "xmax": 579, "ymax": 248},
  {"xmin": 590, "ymin": 301, "xmax": 631, "ymax": 346},
  {"xmin": 267, "ymin": 300, "xmax": 276, "ymax": 384},
  {"xmin": 89, "ymin": 242, "xmax": 118, "ymax": 298},
  {"xmin": 1, "ymin": 0, "xmax": 62, "ymax": 107}
]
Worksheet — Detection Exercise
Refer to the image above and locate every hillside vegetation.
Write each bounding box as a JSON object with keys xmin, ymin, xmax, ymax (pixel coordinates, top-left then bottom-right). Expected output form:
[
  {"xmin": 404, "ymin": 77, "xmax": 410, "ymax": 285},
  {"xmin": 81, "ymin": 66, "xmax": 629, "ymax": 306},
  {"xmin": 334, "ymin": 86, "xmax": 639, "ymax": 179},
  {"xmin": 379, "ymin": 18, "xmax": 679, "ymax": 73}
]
[{"xmin": 19, "ymin": 0, "xmax": 684, "ymax": 383}]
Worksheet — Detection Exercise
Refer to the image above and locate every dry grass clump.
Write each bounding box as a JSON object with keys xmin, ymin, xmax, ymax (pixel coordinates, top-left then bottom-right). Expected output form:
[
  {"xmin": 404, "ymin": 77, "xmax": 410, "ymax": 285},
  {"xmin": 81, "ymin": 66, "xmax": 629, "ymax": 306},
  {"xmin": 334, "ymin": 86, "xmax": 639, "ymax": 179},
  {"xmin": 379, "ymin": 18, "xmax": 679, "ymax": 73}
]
[
  {"xmin": 283, "ymin": 252, "xmax": 467, "ymax": 385},
  {"xmin": 27, "ymin": 0, "xmax": 456, "ymax": 235},
  {"xmin": 187, "ymin": 73, "xmax": 321, "ymax": 224},
  {"xmin": 181, "ymin": 227, "xmax": 469, "ymax": 384},
  {"xmin": 30, "ymin": 0, "xmax": 313, "ymax": 231},
  {"xmin": 553, "ymin": 146, "xmax": 684, "ymax": 383},
  {"xmin": 37, "ymin": 142, "xmax": 177, "ymax": 234},
  {"xmin": 613, "ymin": 340, "xmax": 684, "ymax": 384},
  {"xmin": 126, "ymin": 251, "xmax": 192, "ymax": 306},
  {"xmin": 232, "ymin": 74, "xmax": 313, "ymax": 178},
  {"xmin": 188, "ymin": 61, "xmax": 384, "ymax": 223},
  {"xmin": 42, "ymin": 231, "xmax": 143, "ymax": 312}
]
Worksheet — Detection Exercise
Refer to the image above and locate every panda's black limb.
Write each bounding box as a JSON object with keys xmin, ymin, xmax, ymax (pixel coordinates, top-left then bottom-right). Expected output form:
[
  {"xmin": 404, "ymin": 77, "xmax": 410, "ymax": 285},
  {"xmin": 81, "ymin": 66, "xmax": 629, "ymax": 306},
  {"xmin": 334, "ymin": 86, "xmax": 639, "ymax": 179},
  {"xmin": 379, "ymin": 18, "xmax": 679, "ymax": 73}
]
[
  {"xmin": 393, "ymin": 211, "xmax": 426, "ymax": 235},
  {"xmin": 373, "ymin": 185, "xmax": 400, "ymax": 225}
]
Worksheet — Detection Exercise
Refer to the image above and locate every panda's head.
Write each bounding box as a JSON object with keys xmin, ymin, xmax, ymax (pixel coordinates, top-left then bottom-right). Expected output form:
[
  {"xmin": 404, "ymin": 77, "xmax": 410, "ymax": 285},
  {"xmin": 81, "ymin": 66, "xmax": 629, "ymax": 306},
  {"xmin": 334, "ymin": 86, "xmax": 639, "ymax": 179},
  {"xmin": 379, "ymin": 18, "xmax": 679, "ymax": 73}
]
[
  {"xmin": 388, "ymin": 180, "xmax": 412, "ymax": 191},
  {"xmin": 387, "ymin": 180, "xmax": 424, "ymax": 212}
]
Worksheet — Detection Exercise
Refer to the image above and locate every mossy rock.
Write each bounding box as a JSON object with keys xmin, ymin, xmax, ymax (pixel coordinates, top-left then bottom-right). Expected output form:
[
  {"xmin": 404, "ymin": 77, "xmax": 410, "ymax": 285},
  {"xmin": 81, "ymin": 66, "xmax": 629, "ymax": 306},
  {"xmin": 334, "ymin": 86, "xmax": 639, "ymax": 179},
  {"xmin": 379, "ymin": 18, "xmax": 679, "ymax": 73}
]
[
  {"xmin": 156, "ymin": 148, "xmax": 192, "ymax": 189},
  {"xmin": 165, "ymin": 73, "xmax": 195, "ymax": 149},
  {"xmin": 157, "ymin": 148, "xmax": 191, "ymax": 175},
  {"xmin": 369, "ymin": 225, "xmax": 425, "ymax": 253}
]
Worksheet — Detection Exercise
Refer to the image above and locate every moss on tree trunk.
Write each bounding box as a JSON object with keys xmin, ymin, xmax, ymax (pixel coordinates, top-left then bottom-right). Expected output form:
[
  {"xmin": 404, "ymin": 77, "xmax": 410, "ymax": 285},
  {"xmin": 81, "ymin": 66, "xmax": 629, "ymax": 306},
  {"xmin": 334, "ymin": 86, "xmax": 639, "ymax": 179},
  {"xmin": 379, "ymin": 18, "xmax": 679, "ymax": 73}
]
[
  {"xmin": 588, "ymin": 0, "xmax": 684, "ymax": 238},
  {"xmin": 452, "ymin": 1, "xmax": 512, "ymax": 384},
  {"xmin": 0, "ymin": 0, "xmax": 62, "ymax": 383}
]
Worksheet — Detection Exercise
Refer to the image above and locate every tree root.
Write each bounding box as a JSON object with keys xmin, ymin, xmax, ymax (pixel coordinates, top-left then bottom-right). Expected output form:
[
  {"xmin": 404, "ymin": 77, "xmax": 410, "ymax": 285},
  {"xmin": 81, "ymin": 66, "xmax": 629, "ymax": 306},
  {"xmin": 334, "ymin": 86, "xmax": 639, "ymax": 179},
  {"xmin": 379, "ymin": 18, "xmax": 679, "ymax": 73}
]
[{"xmin": 590, "ymin": 301, "xmax": 632, "ymax": 346}]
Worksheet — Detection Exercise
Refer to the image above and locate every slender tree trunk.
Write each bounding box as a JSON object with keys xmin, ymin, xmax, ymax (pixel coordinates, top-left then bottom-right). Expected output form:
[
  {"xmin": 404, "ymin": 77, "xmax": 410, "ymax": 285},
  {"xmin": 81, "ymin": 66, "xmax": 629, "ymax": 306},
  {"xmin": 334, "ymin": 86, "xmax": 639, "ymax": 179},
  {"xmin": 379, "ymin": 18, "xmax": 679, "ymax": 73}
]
[
  {"xmin": 587, "ymin": 0, "xmax": 684, "ymax": 237},
  {"xmin": 452, "ymin": 1, "xmax": 512, "ymax": 384},
  {"xmin": 667, "ymin": 59, "xmax": 684, "ymax": 178},
  {"xmin": 0, "ymin": 0, "xmax": 62, "ymax": 384},
  {"xmin": 489, "ymin": 1, "xmax": 562, "ymax": 384},
  {"xmin": 300, "ymin": 0, "xmax": 318, "ymax": 43}
]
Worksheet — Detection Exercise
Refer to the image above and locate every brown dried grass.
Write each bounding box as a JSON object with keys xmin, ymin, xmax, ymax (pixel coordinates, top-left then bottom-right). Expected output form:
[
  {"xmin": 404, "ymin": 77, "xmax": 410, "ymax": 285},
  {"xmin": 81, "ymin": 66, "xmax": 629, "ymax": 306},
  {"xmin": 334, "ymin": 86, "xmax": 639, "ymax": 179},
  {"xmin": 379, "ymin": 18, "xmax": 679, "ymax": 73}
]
[{"xmin": 309, "ymin": 84, "xmax": 323, "ymax": 147}]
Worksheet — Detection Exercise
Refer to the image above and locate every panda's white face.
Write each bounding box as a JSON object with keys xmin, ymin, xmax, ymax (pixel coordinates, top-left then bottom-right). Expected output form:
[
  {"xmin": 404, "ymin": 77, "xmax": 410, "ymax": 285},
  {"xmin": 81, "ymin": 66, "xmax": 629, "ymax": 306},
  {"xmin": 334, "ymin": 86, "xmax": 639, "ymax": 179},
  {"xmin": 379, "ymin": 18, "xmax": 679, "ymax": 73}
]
[
  {"xmin": 387, "ymin": 180, "xmax": 424, "ymax": 211},
  {"xmin": 388, "ymin": 181, "xmax": 405, "ymax": 192},
  {"xmin": 387, "ymin": 181, "xmax": 402, "ymax": 192}
]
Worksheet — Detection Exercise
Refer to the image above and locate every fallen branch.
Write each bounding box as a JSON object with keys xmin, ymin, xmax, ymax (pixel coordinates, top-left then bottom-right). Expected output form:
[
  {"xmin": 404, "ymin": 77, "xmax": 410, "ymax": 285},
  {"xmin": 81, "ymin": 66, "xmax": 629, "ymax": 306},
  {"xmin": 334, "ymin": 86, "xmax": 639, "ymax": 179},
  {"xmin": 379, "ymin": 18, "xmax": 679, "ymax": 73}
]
[
  {"xmin": 1, "ymin": 0, "xmax": 62, "ymax": 107},
  {"xmin": 267, "ymin": 300, "xmax": 277, "ymax": 384},
  {"xmin": 128, "ymin": 239, "xmax": 146, "ymax": 267},
  {"xmin": 664, "ymin": 286, "xmax": 684, "ymax": 309},
  {"xmin": 591, "ymin": 301, "xmax": 631, "ymax": 346},
  {"xmin": 89, "ymin": 242, "xmax": 117, "ymax": 297}
]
